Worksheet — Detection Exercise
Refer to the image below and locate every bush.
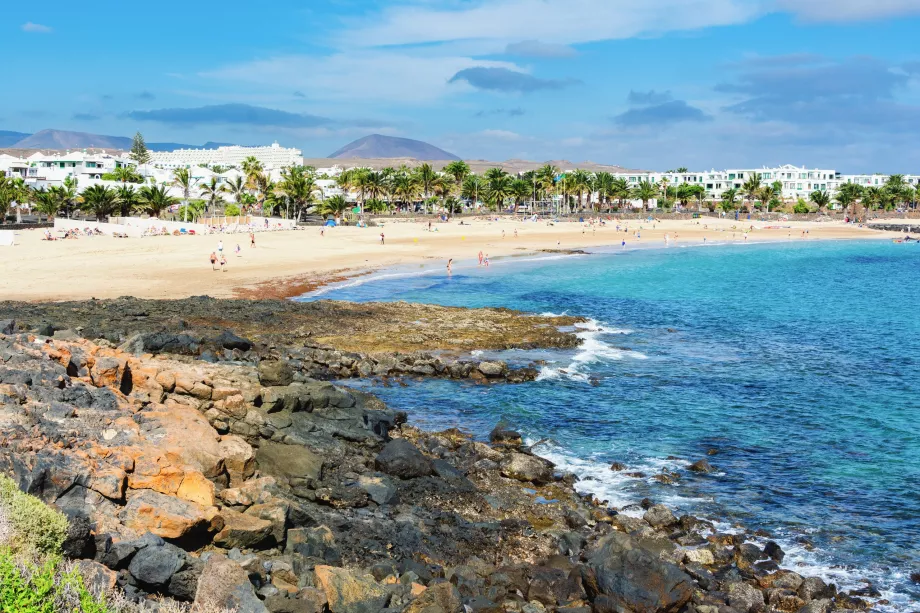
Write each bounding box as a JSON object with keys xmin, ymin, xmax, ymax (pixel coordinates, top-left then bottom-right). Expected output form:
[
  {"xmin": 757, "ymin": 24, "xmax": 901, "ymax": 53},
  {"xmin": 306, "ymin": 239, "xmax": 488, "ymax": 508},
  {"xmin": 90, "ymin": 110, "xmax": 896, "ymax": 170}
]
[
  {"xmin": 223, "ymin": 204, "xmax": 241, "ymax": 216},
  {"xmin": 0, "ymin": 552, "xmax": 111, "ymax": 612},
  {"xmin": 0, "ymin": 475, "xmax": 69, "ymax": 555},
  {"xmin": 793, "ymin": 199, "xmax": 812, "ymax": 214}
]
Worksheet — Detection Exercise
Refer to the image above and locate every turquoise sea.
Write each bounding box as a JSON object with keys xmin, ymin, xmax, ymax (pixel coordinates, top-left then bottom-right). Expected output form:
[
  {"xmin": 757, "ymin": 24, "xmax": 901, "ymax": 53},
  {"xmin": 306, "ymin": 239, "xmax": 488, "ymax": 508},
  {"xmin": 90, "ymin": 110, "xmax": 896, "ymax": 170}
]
[{"xmin": 298, "ymin": 239, "xmax": 920, "ymax": 611}]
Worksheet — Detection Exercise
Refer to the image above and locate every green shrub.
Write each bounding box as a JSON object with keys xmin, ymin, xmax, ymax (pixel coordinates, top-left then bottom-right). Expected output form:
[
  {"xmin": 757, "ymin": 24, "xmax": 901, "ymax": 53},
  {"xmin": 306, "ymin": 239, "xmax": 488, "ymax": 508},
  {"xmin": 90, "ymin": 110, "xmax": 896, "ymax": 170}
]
[
  {"xmin": 0, "ymin": 551, "xmax": 111, "ymax": 612},
  {"xmin": 0, "ymin": 474, "xmax": 69, "ymax": 556}
]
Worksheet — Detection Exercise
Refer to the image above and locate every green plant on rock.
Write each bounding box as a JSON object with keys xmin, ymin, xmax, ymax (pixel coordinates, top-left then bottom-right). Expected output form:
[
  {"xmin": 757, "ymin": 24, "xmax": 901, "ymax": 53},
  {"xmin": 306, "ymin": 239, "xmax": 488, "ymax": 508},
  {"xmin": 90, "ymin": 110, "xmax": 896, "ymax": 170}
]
[{"xmin": 0, "ymin": 475, "xmax": 68, "ymax": 556}]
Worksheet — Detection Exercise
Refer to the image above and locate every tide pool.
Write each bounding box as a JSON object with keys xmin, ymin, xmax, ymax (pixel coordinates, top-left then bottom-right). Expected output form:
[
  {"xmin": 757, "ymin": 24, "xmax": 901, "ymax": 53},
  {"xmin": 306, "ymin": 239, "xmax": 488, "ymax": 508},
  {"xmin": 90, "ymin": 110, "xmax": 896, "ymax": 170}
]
[{"xmin": 298, "ymin": 240, "xmax": 920, "ymax": 610}]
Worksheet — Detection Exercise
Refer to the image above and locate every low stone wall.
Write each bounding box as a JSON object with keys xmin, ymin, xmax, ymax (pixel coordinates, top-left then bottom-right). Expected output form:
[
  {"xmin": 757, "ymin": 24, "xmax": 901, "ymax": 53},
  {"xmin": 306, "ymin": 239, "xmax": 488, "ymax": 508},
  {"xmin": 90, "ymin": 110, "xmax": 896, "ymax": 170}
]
[{"xmin": 867, "ymin": 223, "xmax": 918, "ymax": 233}]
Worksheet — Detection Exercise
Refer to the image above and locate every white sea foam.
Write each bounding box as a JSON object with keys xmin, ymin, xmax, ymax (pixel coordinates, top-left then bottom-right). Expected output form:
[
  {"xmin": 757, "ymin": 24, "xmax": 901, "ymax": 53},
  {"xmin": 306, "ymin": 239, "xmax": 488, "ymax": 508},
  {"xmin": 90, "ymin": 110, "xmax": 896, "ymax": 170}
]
[
  {"xmin": 537, "ymin": 319, "xmax": 643, "ymax": 382},
  {"xmin": 530, "ymin": 439, "xmax": 917, "ymax": 611}
]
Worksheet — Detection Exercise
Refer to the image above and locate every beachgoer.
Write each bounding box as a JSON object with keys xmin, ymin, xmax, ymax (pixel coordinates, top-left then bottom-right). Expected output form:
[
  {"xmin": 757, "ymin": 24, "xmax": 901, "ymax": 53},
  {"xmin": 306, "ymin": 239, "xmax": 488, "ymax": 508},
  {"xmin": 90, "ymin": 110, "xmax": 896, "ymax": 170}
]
[
  {"xmin": 502, "ymin": 230, "xmax": 506, "ymax": 239},
  {"xmin": 380, "ymin": 233, "xmax": 385, "ymax": 245},
  {"xmin": 514, "ymin": 229, "xmax": 518, "ymax": 238},
  {"xmin": 217, "ymin": 240, "xmax": 223, "ymax": 255},
  {"xmin": 250, "ymin": 233, "xmax": 255, "ymax": 248},
  {"xmin": 321, "ymin": 227, "xmax": 325, "ymax": 237},
  {"xmin": 235, "ymin": 244, "xmax": 241, "ymax": 257},
  {"xmin": 484, "ymin": 254, "xmax": 490, "ymax": 267},
  {"xmin": 220, "ymin": 255, "xmax": 227, "ymax": 271},
  {"xmin": 209, "ymin": 252, "xmax": 218, "ymax": 270},
  {"xmin": 478, "ymin": 251, "xmax": 484, "ymax": 266},
  {"xmin": 447, "ymin": 258, "xmax": 453, "ymax": 275},
  {"xmin": 621, "ymin": 240, "xmax": 626, "ymax": 249}
]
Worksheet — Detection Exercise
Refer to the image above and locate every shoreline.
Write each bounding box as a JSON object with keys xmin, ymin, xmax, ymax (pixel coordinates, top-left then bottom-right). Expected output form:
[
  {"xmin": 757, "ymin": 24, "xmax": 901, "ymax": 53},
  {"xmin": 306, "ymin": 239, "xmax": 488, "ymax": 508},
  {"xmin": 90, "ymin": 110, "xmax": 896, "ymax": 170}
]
[{"xmin": 0, "ymin": 217, "xmax": 894, "ymax": 302}]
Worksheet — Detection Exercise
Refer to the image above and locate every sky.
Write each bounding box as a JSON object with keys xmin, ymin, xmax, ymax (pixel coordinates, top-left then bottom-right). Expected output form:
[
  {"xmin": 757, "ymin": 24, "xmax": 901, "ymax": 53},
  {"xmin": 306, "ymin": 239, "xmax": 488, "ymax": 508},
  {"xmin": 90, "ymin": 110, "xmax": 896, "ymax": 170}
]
[{"xmin": 4, "ymin": 0, "xmax": 920, "ymax": 172}]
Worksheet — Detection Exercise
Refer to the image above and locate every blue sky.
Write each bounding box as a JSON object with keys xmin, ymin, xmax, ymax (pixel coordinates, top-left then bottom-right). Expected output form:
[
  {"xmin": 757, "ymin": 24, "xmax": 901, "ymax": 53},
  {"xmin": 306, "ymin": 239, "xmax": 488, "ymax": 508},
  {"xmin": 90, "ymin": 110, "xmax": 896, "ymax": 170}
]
[{"xmin": 5, "ymin": 0, "xmax": 920, "ymax": 171}]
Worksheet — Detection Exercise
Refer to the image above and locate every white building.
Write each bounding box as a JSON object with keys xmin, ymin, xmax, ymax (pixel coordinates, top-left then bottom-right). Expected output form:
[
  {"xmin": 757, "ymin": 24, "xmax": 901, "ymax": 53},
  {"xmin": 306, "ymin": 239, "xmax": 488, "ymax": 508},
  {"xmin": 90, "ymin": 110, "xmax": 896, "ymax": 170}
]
[
  {"xmin": 150, "ymin": 142, "xmax": 303, "ymax": 171},
  {"xmin": 0, "ymin": 151, "xmax": 133, "ymax": 189}
]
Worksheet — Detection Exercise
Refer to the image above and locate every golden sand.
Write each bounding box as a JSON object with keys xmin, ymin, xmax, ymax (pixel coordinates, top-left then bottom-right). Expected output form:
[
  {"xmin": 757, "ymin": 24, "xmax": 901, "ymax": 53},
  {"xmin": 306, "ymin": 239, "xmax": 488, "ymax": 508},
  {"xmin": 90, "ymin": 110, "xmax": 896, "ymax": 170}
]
[{"xmin": 0, "ymin": 217, "xmax": 891, "ymax": 302}]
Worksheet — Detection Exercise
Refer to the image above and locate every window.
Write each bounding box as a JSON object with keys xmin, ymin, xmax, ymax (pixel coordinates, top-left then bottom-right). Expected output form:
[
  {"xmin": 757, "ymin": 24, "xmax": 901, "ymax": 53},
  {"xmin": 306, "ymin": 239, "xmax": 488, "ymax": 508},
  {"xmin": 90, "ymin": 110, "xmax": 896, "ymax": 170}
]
[
  {"xmin": 738, "ymin": 172, "xmax": 744, "ymax": 179},
  {"xmin": 797, "ymin": 184, "xmax": 802, "ymax": 190},
  {"xmin": 728, "ymin": 173, "xmax": 736, "ymax": 180},
  {"xmin": 707, "ymin": 184, "xmax": 713, "ymax": 189}
]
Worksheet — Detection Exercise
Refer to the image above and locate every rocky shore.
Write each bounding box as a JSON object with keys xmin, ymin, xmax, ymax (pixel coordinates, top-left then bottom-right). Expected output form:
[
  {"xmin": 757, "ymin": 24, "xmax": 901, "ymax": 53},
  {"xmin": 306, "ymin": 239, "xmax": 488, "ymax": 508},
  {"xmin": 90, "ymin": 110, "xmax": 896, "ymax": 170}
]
[
  {"xmin": 0, "ymin": 324, "xmax": 878, "ymax": 613},
  {"xmin": 0, "ymin": 298, "xmax": 583, "ymax": 385}
]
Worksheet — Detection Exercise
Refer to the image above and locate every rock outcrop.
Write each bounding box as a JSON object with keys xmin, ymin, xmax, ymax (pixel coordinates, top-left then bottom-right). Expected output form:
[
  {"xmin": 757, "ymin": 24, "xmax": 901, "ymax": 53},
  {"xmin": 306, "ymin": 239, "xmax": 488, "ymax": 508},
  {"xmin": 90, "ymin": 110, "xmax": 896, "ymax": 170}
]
[{"xmin": 0, "ymin": 331, "xmax": 870, "ymax": 613}]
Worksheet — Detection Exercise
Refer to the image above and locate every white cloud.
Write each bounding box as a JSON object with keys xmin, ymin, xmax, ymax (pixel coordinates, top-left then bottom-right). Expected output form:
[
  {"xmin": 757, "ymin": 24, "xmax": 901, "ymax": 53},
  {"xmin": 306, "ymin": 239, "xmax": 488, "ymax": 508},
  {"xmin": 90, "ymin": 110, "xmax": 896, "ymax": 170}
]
[
  {"xmin": 21, "ymin": 22, "xmax": 52, "ymax": 33},
  {"xmin": 342, "ymin": 0, "xmax": 761, "ymax": 48},
  {"xmin": 202, "ymin": 52, "xmax": 520, "ymax": 103},
  {"xmin": 774, "ymin": 0, "xmax": 920, "ymax": 21},
  {"xmin": 479, "ymin": 129, "xmax": 524, "ymax": 140}
]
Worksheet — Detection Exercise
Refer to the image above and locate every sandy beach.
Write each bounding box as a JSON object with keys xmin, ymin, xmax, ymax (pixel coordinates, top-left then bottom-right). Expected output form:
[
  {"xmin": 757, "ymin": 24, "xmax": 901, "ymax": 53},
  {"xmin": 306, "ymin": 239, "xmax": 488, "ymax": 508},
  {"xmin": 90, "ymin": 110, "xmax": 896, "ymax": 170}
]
[{"xmin": 0, "ymin": 216, "xmax": 893, "ymax": 302}]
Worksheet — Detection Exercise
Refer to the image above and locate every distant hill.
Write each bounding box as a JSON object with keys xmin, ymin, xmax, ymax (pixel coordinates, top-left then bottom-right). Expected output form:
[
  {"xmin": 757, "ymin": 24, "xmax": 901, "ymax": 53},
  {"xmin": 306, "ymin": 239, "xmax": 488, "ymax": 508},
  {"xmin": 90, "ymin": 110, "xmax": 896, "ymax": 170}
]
[
  {"xmin": 0, "ymin": 131, "xmax": 31, "ymax": 148},
  {"xmin": 329, "ymin": 134, "xmax": 460, "ymax": 161},
  {"xmin": 9, "ymin": 129, "xmax": 233, "ymax": 151}
]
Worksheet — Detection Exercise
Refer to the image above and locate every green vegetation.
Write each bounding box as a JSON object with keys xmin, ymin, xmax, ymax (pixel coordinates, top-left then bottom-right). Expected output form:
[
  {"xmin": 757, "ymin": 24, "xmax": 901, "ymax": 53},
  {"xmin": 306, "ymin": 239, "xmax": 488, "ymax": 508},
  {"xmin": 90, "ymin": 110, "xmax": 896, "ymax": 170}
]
[
  {"xmin": 128, "ymin": 132, "xmax": 151, "ymax": 167},
  {"xmin": 0, "ymin": 475, "xmax": 68, "ymax": 556}
]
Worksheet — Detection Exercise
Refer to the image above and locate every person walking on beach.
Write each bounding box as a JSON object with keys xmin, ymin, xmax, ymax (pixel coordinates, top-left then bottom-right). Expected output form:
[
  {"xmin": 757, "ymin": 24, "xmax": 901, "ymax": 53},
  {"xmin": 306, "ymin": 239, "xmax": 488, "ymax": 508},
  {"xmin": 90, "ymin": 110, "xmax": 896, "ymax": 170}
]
[
  {"xmin": 217, "ymin": 240, "xmax": 223, "ymax": 256},
  {"xmin": 380, "ymin": 232, "xmax": 385, "ymax": 245},
  {"xmin": 447, "ymin": 258, "xmax": 453, "ymax": 276},
  {"xmin": 514, "ymin": 229, "xmax": 518, "ymax": 238},
  {"xmin": 478, "ymin": 251, "xmax": 484, "ymax": 266},
  {"xmin": 209, "ymin": 252, "xmax": 218, "ymax": 270},
  {"xmin": 220, "ymin": 254, "xmax": 227, "ymax": 271},
  {"xmin": 250, "ymin": 232, "xmax": 256, "ymax": 248},
  {"xmin": 235, "ymin": 244, "xmax": 241, "ymax": 257},
  {"xmin": 621, "ymin": 239, "xmax": 626, "ymax": 249},
  {"xmin": 484, "ymin": 253, "xmax": 490, "ymax": 267}
]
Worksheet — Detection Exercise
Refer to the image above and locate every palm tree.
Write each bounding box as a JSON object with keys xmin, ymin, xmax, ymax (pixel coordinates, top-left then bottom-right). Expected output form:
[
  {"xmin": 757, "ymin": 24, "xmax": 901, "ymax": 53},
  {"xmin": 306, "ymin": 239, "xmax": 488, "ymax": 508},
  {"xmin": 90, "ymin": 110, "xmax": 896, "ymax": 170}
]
[
  {"xmin": 443, "ymin": 161, "xmax": 470, "ymax": 190},
  {"xmin": 631, "ymin": 181, "xmax": 658, "ymax": 212},
  {"xmin": 226, "ymin": 176, "xmax": 247, "ymax": 207},
  {"xmin": 721, "ymin": 188, "xmax": 739, "ymax": 212},
  {"xmin": 172, "ymin": 168, "xmax": 194, "ymax": 222},
  {"xmin": 658, "ymin": 177, "xmax": 670, "ymax": 210},
  {"xmin": 431, "ymin": 175, "xmax": 454, "ymax": 209},
  {"xmin": 0, "ymin": 177, "xmax": 13, "ymax": 221},
  {"xmin": 742, "ymin": 174, "xmax": 762, "ymax": 212},
  {"xmin": 278, "ymin": 166, "xmax": 322, "ymax": 220},
  {"xmin": 392, "ymin": 171, "xmax": 420, "ymax": 212},
  {"xmin": 511, "ymin": 178, "xmax": 531, "ymax": 213},
  {"xmin": 80, "ymin": 184, "xmax": 118, "ymax": 222},
  {"xmin": 570, "ymin": 169, "xmax": 592, "ymax": 212},
  {"xmin": 321, "ymin": 194, "xmax": 349, "ymax": 218},
  {"xmin": 9, "ymin": 177, "xmax": 30, "ymax": 223},
  {"xmin": 594, "ymin": 172, "xmax": 614, "ymax": 211},
  {"xmin": 758, "ymin": 185, "xmax": 778, "ymax": 212},
  {"xmin": 415, "ymin": 164, "xmax": 439, "ymax": 213},
  {"xmin": 31, "ymin": 187, "xmax": 61, "ymax": 222},
  {"xmin": 138, "ymin": 185, "xmax": 178, "ymax": 218},
  {"xmin": 460, "ymin": 175, "xmax": 482, "ymax": 210},
  {"xmin": 836, "ymin": 183, "xmax": 862, "ymax": 217},
  {"xmin": 611, "ymin": 178, "xmax": 629, "ymax": 210},
  {"xmin": 862, "ymin": 186, "xmax": 882, "ymax": 218},
  {"xmin": 676, "ymin": 184, "xmax": 694, "ymax": 209},
  {"xmin": 362, "ymin": 171, "xmax": 387, "ymax": 205},
  {"xmin": 485, "ymin": 174, "xmax": 513, "ymax": 211},
  {"xmin": 252, "ymin": 173, "xmax": 272, "ymax": 214},
  {"xmin": 809, "ymin": 190, "xmax": 831, "ymax": 214},
  {"xmin": 115, "ymin": 185, "xmax": 139, "ymax": 218},
  {"xmin": 60, "ymin": 176, "xmax": 80, "ymax": 219},
  {"xmin": 110, "ymin": 165, "xmax": 141, "ymax": 184},
  {"xmin": 199, "ymin": 177, "xmax": 228, "ymax": 213},
  {"xmin": 241, "ymin": 157, "xmax": 264, "ymax": 191}
]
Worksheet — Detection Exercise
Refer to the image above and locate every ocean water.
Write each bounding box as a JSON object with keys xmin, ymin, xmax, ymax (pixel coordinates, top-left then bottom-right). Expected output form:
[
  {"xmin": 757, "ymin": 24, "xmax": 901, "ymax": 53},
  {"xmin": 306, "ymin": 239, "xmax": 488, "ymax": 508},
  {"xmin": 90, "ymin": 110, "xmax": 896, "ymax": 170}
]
[{"xmin": 298, "ymin": 240, "xmax": 920, "ymax": 610}]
